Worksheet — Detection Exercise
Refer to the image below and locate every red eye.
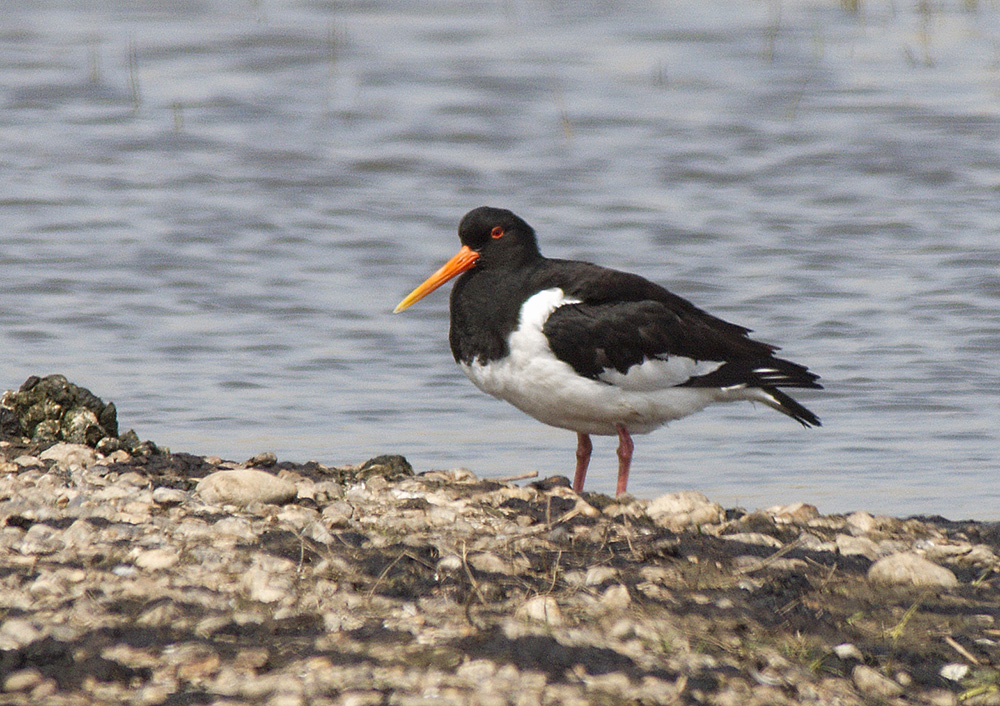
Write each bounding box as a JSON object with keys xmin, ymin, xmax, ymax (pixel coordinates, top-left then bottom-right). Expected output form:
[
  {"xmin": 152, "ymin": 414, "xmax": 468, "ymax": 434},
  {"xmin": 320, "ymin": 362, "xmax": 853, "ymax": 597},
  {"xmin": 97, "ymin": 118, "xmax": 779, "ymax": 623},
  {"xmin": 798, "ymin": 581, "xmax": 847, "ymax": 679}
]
[{"xmin": 491, "ymin": 226, "xmax": 504, "ymax": 239}]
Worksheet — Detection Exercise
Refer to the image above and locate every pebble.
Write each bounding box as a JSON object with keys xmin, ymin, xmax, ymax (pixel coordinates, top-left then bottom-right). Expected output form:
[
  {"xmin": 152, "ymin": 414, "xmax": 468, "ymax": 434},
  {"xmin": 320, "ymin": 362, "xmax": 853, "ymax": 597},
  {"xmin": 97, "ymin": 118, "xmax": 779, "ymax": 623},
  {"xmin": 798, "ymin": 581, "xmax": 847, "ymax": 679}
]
[
  {"xmin": 197, "ymin": 469, "xmax": 298, "ymax": 507},
  {"xmin": 766, "ymin": 502, "xmax": 820, "ymax": 523},
  {"xmin": 18, "ymin": 523, "xmax": 61, "ymax": 555},
  {"xmin": 211, "ymin": 517, "xmax": 256, "ymax": 541},
  {"xmin": 38, "ymin": 442, "xmax": 98, "ymax": 470},
  {"xmin": 846, "ymin": 510, "xmax": 878, "ymax": 534},
  {"xmin": 722, "ymin": 532, "xmax": 783, "ymax": 548},
  {"xmin": 939, "ymin": 663, "xmax": 969, "ymax": 681},
  {"xmin": 797, "ymin": 532, "xmax": 835, "ymax": 552},
  {"xmin": 584, "ymin": 566, "xmax": 618, "ymax": 586},
  {"xmin": 923, "ymin": 689, "xmax": 959, "ymax": 706},
  {"xmin": 3, "ymin": 667, "xmax": 43, "ymax": 692},
  {"xmin": 0, "ymin": 618, "xmax": 43, "ymax": 650},
  {"xmin": 868, "ymin": 552, "xmax": 959, "ymax": 589},
  {"xmin": 835, "ymin": 534, "xmax": 880, "ymax": 560},
  {"xmin": 852, "ymin": 664, "xmax": 905, "ymax": 699},
  {"xmin": 646, "ymin": 491, "xmax": 724, "ymax": 530},
  {"xmin": 917, "ymin": 539, "xmax": 973, "ymax": 561},
  {"xmin": 517, "ymin": 596, "xmax": 563, "ymax": 625},
  {"xmin": 135, "ymin": 548, "xmax": 179, "ymax": 570},
  {"xmin": 435, "ymin": 555, "xmax": 463, "ymax": 575},
  {"xmin": 965, "ymin": 544, "xmax": 998, "ymax": 565},
  {"xmin": 245, "ymin": 451, "xmax": 278, "ymax": 467},
  {"xmin": 152, "ymin": 486, "xmax": 187, "ymax": 505},
  {"xmin": 242, "ymin": 561, "xmax": 295, "ymax": 604},
  {"xmin": 301, "ymin": 521, "xmax": 334, "ymax": 545},
  {"xmin": 599, "ymin": 584, "xmax": 631, "ymax": 612},
  {"xmin": 276, "ymin": 505, "xmax": 321, "ymax": 529},
  {"xmin": 833, "ymin": 643, "xmax": 863, "ymax": 661},
  {"xmin": 468, "ymin": 552, "xmax": 511, "ymax": 574},
  {"xmin": 322, "ymin": 500, "xmax": 354, "ymax": 528}
]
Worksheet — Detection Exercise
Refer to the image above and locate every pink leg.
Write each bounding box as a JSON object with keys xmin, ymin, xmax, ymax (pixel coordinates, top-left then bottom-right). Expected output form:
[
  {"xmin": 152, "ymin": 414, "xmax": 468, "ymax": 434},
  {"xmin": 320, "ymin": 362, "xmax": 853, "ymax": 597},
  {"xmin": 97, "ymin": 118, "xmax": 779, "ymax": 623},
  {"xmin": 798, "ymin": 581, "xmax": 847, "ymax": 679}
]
[
  {"xmin": 573, "ymin": 433, "xmax": 592, "ymax": 493},
  {"xmin": 615, "ymin": 424, "xmax": 634, "ymax": 496}
]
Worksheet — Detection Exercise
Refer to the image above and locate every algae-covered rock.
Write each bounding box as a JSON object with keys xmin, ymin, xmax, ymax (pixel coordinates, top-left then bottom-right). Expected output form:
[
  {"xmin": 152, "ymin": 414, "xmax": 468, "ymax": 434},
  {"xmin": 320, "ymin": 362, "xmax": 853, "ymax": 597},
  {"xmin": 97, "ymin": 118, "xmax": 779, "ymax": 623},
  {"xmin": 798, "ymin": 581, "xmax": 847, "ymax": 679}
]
[
  {"xmin": 356, "ymin": 454, "xmax": 413, "ymax": 481},
  {"xmin": 1, "ymin": 374, "xmax": 158, "ymax": 455}
]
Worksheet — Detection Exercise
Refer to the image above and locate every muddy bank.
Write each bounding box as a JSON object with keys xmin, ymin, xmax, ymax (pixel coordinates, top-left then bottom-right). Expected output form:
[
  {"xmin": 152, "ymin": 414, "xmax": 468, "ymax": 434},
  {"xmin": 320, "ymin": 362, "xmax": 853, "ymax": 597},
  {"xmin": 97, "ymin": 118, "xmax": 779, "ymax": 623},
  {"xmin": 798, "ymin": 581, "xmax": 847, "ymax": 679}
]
[{"xmin": 1, "ymin": 376, "xmax": 998, "ymax": 705}]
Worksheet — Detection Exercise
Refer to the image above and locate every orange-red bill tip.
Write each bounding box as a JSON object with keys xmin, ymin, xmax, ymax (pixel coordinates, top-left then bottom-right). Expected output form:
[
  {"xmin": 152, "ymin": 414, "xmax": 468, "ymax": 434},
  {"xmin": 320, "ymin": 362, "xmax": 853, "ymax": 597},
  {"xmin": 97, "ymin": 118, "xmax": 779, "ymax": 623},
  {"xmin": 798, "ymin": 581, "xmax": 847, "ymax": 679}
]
[{"xmin": 393, "ymin": 245, "xmax": 479, "ymax": 313}]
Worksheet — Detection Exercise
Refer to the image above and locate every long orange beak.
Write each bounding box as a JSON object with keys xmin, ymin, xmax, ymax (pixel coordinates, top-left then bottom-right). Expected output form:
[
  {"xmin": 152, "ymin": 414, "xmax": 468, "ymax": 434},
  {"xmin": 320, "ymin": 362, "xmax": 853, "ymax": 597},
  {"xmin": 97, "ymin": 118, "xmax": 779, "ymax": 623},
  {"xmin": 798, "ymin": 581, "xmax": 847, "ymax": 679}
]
[{"xmin": 393, "ymin": 245, "xmax": 479, "ymax": 313}]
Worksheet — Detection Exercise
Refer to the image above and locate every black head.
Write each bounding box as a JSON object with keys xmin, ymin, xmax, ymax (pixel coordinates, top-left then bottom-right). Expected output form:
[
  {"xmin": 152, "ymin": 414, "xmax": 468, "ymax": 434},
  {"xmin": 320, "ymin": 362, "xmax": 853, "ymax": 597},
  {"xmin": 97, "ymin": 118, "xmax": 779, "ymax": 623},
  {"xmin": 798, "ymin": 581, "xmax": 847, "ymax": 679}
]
[
  {"xmin": 394, "ymin": 207, "xmax": 544, "ymax": 313},
  {"xmin": 458, "ymin": 206, "xmax": 542, "ymax": 268}
]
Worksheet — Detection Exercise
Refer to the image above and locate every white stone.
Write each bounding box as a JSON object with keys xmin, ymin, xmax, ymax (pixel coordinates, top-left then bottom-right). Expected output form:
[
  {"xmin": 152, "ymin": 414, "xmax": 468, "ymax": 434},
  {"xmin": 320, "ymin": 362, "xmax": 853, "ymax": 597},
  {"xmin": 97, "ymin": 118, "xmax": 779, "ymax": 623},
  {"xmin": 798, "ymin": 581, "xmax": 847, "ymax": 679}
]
[
  {"xmin": 797, "ymin": 532, "xmax": 835, "ymax": 552},
  {"xmin": 722, "ymin": 532, "xmax": 783, "ymax": 548},
  {"xmin": 517, "ymin": 595, "xmax": 562, "ymax": 625},
  {"xmin": 647, "ymin": 491, "xmax": 724, "ymax": 530},
  {"xmin": 242, "ymin": 563, "xmax": 293, "ymax": 604},
  {"xmin": 584, "ymin": 566, "xmax": 618, "ymax": 586},
  {"xmin": 302, "ymin": 521, "xmax": 334, "ymax": 545},
  {"xmin": 276, "ymin": 505, "xmax": 320, "ymax": 529},
  {"xmin": 3, "ymin": 667, "xmax": 43, "ymax": 692},
  {"xmin": 39, "ymin": 443, "xmax": 98, "ymax": 470},
  {"xmin": 151, "ymin": 487, "xmax": 187, "ymax": 505},
  {"xmin": 322, "ymin": 501, "xmax": 353, "ymax": 528},
  {"xmin": 197, "ymin": 469, "xmax": 297, "ymax": 507},
  {"xmin": 0, "ymin": 618, "xmax": 42, "ymax": 650},
  {"xmin": 211, "ymin": 517, "xmax": 256, "ymax": 541},
  {"xmin": 468, "ymin": 552, "xmax": 509, "ymax": 574},
  {"xmin": 833, "ymin": 643, "xmax": 863, "ymax": 661},
  {"xmin": 435, "ymin": 555, "xmax": 463, "ymax": 575},
  {"xmin": 966, "ymin": 544, "xmax": 997, "ymax": 565},
  {"xmin": 134, "ymin": 548, "xmax": 179, "ymax": 571},
  {"xmin": 846, "ymin": 510, "xmax": 877, "ymax": 534},
  {"xmin": 766, "ymin": 502, "xmax": 819, "ymax": 523},
  {"xmin": 868, "ymin": 552, "xmax": 958, "ymax": 589},
  {"xmin": 939, "ymin": 663, "xmax": 969, "ymax": 681},
  {"xmin": 836, "ymin": 534, "xmax": 880, "ymax": 560},
  {"xmin": 18, "ymin": 524, "xmax": 60, "ymax": 555},
  {"xmin": 599, "ymin": 584, "xmax": 631, "ymax": 612},
  {"xmin": 852, "ymin": 664, "xmax": 904, "ymax": 699}
]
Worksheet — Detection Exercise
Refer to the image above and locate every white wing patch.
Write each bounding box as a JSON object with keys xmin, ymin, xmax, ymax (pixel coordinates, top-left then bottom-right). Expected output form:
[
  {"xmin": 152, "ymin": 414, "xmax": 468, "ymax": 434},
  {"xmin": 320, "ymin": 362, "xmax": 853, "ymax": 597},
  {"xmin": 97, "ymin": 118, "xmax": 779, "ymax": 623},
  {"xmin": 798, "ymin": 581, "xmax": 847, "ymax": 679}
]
[
  {"xmin": 598, "ymin": 357, "xmax": 724, "ymax": 392},
  {"xmin": 509, "ymin": 287, "xmax": 582, "ymax": 357}
]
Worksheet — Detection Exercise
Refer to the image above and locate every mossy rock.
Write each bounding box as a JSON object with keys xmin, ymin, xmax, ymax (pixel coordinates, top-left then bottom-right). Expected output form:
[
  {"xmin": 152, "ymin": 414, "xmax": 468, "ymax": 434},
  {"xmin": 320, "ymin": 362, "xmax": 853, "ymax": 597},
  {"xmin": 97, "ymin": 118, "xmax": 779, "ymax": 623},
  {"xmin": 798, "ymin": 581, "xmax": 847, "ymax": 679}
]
[{"xmin": 1, "ymin": 374, "xmax": 158, "ymax": 455}]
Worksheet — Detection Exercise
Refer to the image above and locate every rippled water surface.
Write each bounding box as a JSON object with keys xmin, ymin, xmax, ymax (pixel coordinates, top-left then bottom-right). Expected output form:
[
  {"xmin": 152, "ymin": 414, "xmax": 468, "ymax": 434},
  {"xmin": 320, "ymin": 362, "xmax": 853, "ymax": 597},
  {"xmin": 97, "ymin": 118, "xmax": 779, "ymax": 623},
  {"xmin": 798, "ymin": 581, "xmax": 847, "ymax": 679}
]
[{"xmin": 3, "ymin": 0, "xmax": 999, "ymax": 518}]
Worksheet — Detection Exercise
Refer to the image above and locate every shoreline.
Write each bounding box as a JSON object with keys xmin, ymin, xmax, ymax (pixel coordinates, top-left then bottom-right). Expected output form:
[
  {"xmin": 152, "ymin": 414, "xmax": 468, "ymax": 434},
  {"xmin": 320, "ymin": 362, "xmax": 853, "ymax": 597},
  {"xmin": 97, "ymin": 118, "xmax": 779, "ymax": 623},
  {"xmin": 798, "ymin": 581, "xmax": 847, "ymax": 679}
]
[{"xmin": 1, "ymin": 376, "xmax": 998, "ymax": 705}]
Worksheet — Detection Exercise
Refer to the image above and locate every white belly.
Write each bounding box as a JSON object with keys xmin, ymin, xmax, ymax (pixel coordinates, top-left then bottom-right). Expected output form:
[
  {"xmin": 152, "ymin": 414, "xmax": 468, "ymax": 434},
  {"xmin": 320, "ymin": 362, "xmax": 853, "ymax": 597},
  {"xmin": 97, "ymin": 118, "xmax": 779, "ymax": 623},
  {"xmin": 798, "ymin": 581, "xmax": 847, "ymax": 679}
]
[{"xmin": 458, "ymin": 288, "xmax": 729, "ymax": 436}]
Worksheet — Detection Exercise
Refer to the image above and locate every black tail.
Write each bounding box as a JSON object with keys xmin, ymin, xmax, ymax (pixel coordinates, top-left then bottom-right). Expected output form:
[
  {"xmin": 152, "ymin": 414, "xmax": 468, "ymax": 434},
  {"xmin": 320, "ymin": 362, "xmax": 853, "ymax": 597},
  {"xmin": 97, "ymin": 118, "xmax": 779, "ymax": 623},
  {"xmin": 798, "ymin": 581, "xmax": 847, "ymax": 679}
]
[
  {"xmin": 762, "ymin": 387, "xmax": 821, "ymax": 428},
  {"xmin": 682, "ymin": 356, "xmax": 823, "ymax": 391}
]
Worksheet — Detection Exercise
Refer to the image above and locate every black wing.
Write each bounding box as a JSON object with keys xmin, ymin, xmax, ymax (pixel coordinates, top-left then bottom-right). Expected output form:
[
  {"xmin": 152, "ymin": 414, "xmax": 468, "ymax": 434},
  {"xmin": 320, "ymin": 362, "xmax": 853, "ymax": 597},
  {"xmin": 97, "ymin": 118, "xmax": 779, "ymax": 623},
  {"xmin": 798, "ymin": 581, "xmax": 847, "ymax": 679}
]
[{"xmin": 536, "ymin": 260, "xmax": 822, "ymax": 391}]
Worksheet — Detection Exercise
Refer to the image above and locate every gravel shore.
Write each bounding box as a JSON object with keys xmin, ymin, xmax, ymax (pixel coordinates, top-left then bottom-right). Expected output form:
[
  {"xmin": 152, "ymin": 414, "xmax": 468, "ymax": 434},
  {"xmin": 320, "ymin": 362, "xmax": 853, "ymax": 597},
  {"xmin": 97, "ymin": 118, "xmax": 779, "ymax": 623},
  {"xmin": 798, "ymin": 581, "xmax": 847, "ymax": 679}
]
[{"xmin": 1, "ymin": 376, "xmax": 998, "ymax": 705}]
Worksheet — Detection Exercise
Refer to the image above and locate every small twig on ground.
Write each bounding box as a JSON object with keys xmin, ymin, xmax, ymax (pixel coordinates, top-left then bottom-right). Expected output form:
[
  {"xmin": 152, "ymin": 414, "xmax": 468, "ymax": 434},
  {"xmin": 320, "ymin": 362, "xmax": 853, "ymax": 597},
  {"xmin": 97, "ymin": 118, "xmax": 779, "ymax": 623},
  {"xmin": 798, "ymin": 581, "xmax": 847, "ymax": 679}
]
[
  {"xmin": 734, "ymin": 536, "xmax": 806, "ymax": 576},
  {"xmin": 460, "ymin": 541, "xmax": 490, "ymax": 630},
  {"xmin": 460, "ymin": 541, "xmax": 488, "ymax": 606},
  {"xmin": 366, "ymin": 551, "xmax": 406, "ymax": 601},
  {"xmin": 944, "ymin": 635, "xmax": 981, "ymax": 665},
  {"xmin": 492, "ymin": 471, "xmax": 539, "ymax": 483}
]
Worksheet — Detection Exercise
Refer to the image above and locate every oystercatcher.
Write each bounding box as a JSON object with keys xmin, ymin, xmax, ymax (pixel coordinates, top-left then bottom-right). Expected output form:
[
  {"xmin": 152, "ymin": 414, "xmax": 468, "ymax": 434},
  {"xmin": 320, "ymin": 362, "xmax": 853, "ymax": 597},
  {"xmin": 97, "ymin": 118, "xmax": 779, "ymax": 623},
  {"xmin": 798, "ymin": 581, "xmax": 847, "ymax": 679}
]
[{"xmin": 395, "ymin": 206, "xmax": 821, "ymax": 496}]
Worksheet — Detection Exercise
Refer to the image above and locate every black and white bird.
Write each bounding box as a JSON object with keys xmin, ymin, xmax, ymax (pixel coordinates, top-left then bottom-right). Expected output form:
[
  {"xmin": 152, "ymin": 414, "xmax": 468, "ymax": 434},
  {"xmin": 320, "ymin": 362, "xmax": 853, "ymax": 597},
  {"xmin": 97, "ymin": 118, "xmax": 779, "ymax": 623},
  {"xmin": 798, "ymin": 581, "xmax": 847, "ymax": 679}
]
[{"xmin": 395, "ymin": 206, "xmax": 821, "ymax": 496}]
